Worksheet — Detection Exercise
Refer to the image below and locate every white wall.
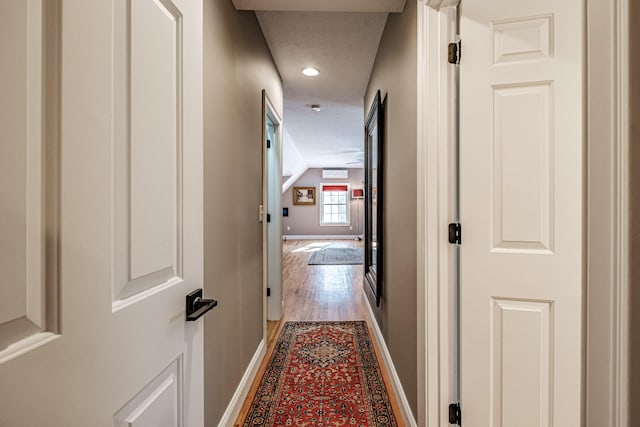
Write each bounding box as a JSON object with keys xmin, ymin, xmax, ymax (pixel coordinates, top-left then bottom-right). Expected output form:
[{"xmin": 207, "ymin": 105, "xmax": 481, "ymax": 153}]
[{"xmin": 282, "ymin": 128, "xmax": 308, "ymax": 193}]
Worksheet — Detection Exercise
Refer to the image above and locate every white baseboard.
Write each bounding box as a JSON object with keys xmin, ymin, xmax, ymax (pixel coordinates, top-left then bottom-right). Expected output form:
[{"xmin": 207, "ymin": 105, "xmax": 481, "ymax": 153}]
[
  {"xmin": 283, "ymin": 234, "xmax": 360, "ymax": 240},
  {"xmin": 217, "ymin": 339, "xmax": 266, "ymax": 427},
  {"xmin": 362, "ymin": 291, "xmax": 418, "ymax": 427}
]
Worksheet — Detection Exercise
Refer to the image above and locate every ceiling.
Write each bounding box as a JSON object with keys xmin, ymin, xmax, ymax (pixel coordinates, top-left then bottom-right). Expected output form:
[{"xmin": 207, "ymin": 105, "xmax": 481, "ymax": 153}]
[
  {"xmin": 233, "ymin": 0, "xmax": 405, "ymax": 13},
  {"xmin": 256, "ymin": 11, "xmax": 388, "ymax": 168},
  {"xmin": 233, "ymin": 1, "xmax": 407, "ymax": 169}
]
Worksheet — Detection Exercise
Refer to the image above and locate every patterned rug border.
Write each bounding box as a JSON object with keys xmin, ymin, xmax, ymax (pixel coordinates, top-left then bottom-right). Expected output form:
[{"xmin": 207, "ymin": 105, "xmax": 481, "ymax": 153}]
[{"xmin": 243, "ymin": 321, "xmax": 398, "ymax": 426}]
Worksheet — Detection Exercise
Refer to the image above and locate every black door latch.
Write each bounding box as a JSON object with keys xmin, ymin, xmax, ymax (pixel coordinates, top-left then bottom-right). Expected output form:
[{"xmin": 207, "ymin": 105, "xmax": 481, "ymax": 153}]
[{"xmin": 186, "ymin": 288, "xmax": 218, "ymax": 321}]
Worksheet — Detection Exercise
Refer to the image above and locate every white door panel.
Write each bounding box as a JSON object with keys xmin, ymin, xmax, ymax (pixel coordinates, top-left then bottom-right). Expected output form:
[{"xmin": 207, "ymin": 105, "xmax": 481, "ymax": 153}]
[
  {"xmin": 113, "ymin": 0, "xmax": 184, "ymax": 302},
  {"xmin": 114, "ymin": 359, "xmax": 182, "ymax": 427},
  {"xmin": 460, "ymin": 0, "xmax": 583, "ymax": 425},
  {"xmin": 0, "ymin": 0, "xmax": 204, "ymax": 425},
  {"xmin": 0, "ymin": 0, "xmax": 54, "ymax": 357}
]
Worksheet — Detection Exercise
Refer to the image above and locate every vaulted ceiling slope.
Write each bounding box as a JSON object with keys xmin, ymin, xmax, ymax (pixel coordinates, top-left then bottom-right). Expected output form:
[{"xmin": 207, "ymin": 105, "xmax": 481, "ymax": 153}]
[
  {"xmin": 233, "ymin": 0, "xmax": 405, "ymax": 13},
  {"xmin": 256, "ymin": 11, "xmax": 388, "ymax": 168}
]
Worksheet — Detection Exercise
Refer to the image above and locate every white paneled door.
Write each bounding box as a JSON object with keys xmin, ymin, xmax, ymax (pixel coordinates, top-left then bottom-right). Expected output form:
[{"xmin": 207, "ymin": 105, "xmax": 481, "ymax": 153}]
[
  {"xmin": 459, "ymin": 0, "xmax": 583, "ymax": 426},
  {"xmin": 0, "ymin": 0, "xmax": 205, "ymax": 426}
]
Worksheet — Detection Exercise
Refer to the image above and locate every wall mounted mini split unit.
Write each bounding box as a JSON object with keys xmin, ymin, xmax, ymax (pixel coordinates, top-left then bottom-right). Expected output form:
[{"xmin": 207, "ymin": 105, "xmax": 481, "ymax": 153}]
[{"xmin": 322, "ymin": 169, "xmax": 348, "ymax": 179}]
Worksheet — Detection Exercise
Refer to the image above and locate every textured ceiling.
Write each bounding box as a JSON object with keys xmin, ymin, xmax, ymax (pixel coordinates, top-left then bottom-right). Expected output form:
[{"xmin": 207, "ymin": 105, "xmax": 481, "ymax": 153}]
[
  {"xmin": 256, "ymin": 12, "xmax": 388, "ymax": 168},
  {"xmin": 234, "ymin": 0, "xmax": 405, "ymax": 13}
]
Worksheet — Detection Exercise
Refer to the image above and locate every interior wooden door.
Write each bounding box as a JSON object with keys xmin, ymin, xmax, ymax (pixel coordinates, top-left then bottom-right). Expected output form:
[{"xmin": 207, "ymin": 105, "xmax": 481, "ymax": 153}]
[
  {"xmin": 0, "ymin": 0, "xmax": 205, "ymax": 425},
  {"xmin": 459, "ymin": 0, "xmax": 583, "ymax": 425}
]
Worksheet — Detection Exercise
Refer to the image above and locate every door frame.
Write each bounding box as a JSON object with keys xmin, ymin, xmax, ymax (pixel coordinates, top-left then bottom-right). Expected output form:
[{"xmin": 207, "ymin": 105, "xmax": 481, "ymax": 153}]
[
  {"xmin": 262, "ymin": 90, "xmax": 283, "ymax": 331},
  {"xmin": 584, "ymin": 0, "xmax": 630, "ymax": 425},
  {"xmin": 415, "ymin": 0, "xmax": 631, "ymax": 426},
  {"xmin": 416, "ymin": 2, "xmax": 458, "ymax": 426}
]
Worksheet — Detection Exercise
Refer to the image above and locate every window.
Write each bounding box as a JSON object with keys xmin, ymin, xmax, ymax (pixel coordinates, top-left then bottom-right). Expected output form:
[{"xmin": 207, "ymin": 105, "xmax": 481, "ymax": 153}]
[{"xmin": 320, "ymin": 184, "xmax": 350, "ymax": 225}]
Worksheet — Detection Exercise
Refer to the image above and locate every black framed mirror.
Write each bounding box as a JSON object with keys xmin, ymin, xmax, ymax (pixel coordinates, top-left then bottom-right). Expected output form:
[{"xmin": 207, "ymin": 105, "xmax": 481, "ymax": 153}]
[{"xmin": 364, "ymin": 90, "xmax": 383, "ymax": 307}]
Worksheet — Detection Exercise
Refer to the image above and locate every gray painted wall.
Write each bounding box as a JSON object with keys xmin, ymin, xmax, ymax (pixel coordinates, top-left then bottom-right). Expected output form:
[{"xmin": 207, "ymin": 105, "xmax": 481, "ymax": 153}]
[
  {"xmin": 203, "ymin": 2, "xmax": 283, "ymax": 425},
  {"xmin": 282, "ymin": 168, "xmax": 365, "ymax": 237},
  {"xmin": 364, "ymin": 1, "xmax": 418, "ymax": 418}
]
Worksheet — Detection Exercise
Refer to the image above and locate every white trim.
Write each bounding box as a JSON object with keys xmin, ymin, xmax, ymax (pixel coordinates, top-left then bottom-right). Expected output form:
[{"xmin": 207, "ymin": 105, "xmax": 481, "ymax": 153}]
[
  {"xmin": 217, "ymin": 339, "xmax": 266, "ymax": 427},
  {"xmin": 362, "ymin": 291, "xmax": 418, "ymax": 427},
  {"xmin": 416, "ymin": 2, "xmax": 429, "ymax": 426},
  {"xmin": 263, "ymin": 90, "xmax": 284, "ymax": 326},
  {"xmin": 585, "ymin": 0, "xmax": 630, "ymax": 426},
  {"xmin": 282, "ymin": 234, "xmax": 359, "ymax": 240},
  {"xmin": 417, "ymin": 2, "xmax": 457, "ymax": 427},
  {"xmin": 614, "ymin": 3, "xmax": 630, "ymax": 426}
]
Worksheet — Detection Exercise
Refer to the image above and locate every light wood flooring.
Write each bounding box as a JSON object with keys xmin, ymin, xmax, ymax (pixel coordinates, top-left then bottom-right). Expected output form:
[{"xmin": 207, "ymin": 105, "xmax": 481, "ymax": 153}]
[
  {"xmin": 234, "ymin": 239, "xmax": 405, "ymax": 426},
  {"xmin": 281, "ymin": 239, "xmax": 367, "ymax": 322}
]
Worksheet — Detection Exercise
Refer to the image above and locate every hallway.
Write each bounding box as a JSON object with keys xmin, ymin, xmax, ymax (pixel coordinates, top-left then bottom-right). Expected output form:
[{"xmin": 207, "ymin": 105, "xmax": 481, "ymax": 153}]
[
  {"xmin": 0, "ymin": 1, "xmax": 632, "ymax": 425},
  {"xmin": 235, "ymin": 240, "xmax": 404, "ymax": 425},
  {"xmin": 203, "ymin": 1, "xmax": 421, "ymax": 424}
]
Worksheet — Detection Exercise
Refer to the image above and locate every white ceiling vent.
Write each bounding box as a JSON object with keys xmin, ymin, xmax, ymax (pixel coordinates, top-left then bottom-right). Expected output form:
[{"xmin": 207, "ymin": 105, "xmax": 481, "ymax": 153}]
[{"xmin": 322, "ymin": 169, "xmax": 348, "ymax": 179}]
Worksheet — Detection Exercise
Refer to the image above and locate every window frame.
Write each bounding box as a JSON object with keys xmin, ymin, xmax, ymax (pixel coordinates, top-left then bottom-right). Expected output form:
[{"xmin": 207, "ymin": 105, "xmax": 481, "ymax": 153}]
[{"xmin": 319, "ymin": 183, "xmax": 351, "ymax": 226}]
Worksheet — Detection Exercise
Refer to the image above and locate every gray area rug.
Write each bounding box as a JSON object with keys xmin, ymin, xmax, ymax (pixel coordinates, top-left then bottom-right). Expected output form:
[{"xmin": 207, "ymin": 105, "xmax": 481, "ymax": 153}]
[{"xmin": 308, "ymin": 247, "xmax": 364, "ymax": 265}]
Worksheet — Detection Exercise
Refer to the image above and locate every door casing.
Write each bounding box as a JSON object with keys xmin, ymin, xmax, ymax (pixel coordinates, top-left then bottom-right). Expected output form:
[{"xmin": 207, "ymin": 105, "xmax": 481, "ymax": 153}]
[{"xmin": 262, "ymin": 90, "xmax": 284, "ymax": 325}]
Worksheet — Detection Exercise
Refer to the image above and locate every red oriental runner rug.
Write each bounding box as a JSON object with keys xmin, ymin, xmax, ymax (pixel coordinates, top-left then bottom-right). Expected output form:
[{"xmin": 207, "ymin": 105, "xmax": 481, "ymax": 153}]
[{"xmin": 243, "ymin": 321, "xmax": 398, "ymax": 426}]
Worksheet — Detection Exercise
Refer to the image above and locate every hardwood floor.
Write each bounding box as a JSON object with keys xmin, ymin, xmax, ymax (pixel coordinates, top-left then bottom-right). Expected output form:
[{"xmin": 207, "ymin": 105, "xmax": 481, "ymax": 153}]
[
  {"xmin": 234, "ymin": 239, "xmax": 405, "ymax": 426},
  {"xmin": 281, "ymin": 239, "xmax": 367, "ymax": 322}
]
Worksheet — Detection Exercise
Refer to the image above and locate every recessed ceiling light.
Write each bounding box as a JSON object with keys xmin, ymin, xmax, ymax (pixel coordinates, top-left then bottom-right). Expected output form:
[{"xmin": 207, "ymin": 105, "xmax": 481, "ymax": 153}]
[{"xmin": 302, "ymin": 67, "xmax": 320, "ymax": 77}]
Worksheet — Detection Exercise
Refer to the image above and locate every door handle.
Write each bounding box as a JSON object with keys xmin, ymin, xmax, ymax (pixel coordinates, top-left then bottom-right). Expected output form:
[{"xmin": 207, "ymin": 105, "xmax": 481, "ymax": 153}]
[{"xmin": 186, "ymin": 288, "xmax": 218, "ymax": 321}]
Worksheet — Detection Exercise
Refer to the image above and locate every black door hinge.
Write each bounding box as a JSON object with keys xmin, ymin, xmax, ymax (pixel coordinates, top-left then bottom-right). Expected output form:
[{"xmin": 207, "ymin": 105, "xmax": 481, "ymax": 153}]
[
  {"xmin": 448, "ymin": 41, "xmax": 461, "ymax": 64},
  {"xmin": 267, "ymin": 213, "xmax": 271, "ymax": 223},
  {"xmin": 267, "ymin": 139, "xmax": 271, "ymax": 149},
  {"xmin": 449, "ymin": 403, "xmax": 461, "ymax": 425},
  {"xmin": 448, "ymin": 223, "xmax": 461, "ymax": 244},
  {"xmin": 267, "ymin": 287, "xmax": 271, "ymax": 297}
]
